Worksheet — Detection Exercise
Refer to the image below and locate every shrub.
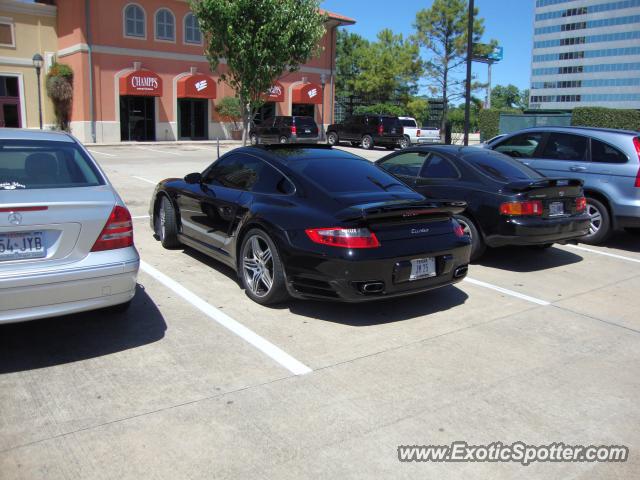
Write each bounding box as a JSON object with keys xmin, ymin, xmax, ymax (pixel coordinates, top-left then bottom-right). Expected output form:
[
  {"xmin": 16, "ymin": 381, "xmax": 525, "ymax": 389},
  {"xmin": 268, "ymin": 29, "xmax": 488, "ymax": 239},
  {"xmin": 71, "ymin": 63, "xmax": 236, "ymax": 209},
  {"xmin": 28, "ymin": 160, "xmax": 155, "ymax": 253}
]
[
  {"xmin": 215, "ymin": 97, "xmax": 243, "ymax": 130},
  {"xmin": 46, "ymin": 62, "xmax": 73, "ymax": 131},
  {"xmin": 478, "ymin": 108, "xmax": 522, "ymax": 141},
  {"xmin": 571, "ymin": 107, "xmax": 640, "ymax": 131},
  {"xmin": 353, "ymin": 103, "xmax": 405, "ymax": 117}
]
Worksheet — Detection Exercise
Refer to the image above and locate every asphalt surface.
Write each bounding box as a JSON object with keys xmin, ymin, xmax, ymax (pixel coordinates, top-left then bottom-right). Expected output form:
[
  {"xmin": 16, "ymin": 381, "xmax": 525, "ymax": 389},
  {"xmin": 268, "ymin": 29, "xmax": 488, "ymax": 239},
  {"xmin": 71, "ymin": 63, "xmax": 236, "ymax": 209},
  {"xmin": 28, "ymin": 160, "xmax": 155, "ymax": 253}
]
[{"xmin": 1, "ymin": 142, "xmax": 639, "ymax": 479}]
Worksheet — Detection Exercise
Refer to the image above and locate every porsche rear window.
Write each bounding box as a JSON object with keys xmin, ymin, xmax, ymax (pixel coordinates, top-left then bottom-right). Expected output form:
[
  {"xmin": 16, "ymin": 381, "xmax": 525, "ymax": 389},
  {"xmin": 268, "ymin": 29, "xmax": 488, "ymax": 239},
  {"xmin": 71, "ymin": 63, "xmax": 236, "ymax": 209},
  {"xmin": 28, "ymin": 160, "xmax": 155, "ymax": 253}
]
[
  {"xmin": 464, "ymin": 150, "xmax": 543, "ymax": 182},
  {"xmin": 0, "ymin": 140, "xmax": 104, "ymax": 190}
]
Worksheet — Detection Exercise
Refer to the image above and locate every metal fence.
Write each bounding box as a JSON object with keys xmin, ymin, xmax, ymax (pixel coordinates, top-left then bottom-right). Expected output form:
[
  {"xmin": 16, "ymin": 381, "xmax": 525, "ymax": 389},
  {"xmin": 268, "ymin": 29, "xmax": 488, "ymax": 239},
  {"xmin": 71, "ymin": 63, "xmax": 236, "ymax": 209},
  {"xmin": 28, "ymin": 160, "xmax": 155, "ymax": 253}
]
[{"xmin": 499, "ymin": 113, "xmax": 572, "ymax": 134}]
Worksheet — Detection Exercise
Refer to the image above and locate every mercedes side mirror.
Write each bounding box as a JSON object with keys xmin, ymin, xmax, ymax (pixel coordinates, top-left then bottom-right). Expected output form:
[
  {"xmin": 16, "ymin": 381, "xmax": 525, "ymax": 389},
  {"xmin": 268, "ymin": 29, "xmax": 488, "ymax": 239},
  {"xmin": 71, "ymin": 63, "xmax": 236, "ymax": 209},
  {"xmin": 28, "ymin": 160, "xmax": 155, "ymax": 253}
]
[{"xmin": 184, "ymin": 172, "xmax": 202, "ymax": 184}]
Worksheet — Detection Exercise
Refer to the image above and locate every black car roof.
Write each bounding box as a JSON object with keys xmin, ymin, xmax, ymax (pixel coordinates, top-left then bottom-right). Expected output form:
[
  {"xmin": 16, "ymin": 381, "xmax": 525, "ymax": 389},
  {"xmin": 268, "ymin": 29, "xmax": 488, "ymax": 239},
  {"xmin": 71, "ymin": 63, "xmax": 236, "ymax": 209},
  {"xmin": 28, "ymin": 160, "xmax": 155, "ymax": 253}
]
[{"xmin": 241, "ymin": 144, "xmax": 366, "ymax": 164}]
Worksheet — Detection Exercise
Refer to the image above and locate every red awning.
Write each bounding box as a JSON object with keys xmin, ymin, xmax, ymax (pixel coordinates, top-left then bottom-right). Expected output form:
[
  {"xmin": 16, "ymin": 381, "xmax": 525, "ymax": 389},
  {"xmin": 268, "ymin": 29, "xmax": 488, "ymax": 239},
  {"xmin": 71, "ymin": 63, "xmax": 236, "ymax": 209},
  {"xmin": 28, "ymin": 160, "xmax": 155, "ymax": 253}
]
[
  {"xmin": 119, "ymin": 70, "xmax": 162, "ymax": 97},
  {"xmin": 262, "ymin": 82, "xmax": 285, "ymax": 102},
  {"xmin": 291, "ymin": 83, "xmax": 322, "ymax": 105},
  {"xmin": 177, "ymin": 74, "xmax": 217, "ymax": 99}
]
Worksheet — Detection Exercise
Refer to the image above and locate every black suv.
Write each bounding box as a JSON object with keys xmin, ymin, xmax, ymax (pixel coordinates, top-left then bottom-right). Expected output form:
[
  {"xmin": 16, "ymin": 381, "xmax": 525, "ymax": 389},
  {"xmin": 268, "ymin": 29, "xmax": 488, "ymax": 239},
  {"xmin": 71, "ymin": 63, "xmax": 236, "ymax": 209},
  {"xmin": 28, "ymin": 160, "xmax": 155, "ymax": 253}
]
[
  {"xmin": 249, "ymin": 116, "xmax": 319, "ymax": 145},
  {"xmin": 326, "ymin": 115, "xmax": 404, "ymax": 150}
]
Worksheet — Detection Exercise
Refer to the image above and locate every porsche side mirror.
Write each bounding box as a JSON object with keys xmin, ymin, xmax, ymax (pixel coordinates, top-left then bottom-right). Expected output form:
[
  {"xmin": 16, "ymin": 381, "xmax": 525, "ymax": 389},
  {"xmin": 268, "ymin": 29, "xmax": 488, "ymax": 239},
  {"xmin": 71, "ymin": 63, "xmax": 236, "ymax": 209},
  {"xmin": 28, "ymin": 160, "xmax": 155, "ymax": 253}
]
[{"xmin": 184, "ymin": 172, "xmax": 202, "ymax": 184}]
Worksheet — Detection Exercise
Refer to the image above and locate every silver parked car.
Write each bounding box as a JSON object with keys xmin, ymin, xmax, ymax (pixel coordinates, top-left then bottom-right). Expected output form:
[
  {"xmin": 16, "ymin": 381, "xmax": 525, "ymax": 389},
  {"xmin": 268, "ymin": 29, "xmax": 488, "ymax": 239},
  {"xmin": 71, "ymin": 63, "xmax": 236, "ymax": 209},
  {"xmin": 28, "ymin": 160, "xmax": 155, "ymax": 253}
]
[
  {"xmin": 0, "ymin": 129, "xmax": 139, "ymax": 324},
  {"xmin": 488, "ymin": 127, "xmax": 640, "ymax": 244}
]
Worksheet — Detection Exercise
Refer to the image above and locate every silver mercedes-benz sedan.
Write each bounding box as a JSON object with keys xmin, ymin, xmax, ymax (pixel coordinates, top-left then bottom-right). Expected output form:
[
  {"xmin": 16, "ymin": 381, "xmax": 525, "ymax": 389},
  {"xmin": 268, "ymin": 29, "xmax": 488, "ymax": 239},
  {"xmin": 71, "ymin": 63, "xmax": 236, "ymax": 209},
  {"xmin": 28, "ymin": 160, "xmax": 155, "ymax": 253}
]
[{"xmin": 0, "ymin": 129, "xmax": 139, "ymax": 324}]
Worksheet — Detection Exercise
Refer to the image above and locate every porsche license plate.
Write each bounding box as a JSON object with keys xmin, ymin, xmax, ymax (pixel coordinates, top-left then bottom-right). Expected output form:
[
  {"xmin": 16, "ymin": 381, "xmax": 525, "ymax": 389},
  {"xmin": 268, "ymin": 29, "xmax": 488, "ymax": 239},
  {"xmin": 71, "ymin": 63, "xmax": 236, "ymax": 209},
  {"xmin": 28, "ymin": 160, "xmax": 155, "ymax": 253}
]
[{"xmin": 409, "ymin": 257, "xmax": 436, "ymax": 280}]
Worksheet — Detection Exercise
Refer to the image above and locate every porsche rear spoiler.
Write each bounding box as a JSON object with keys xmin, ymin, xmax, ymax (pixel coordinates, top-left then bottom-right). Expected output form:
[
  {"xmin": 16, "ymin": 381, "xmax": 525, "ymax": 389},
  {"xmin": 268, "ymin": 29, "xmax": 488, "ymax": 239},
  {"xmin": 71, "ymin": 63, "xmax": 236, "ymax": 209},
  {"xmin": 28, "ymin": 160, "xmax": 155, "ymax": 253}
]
[
  {"xmin": 504, "ymin": 178, "xmax": 583, "ymax": 192},
  {"xmin": 336, "ymin": 199, "xmax": 467, "ymax": 222}
]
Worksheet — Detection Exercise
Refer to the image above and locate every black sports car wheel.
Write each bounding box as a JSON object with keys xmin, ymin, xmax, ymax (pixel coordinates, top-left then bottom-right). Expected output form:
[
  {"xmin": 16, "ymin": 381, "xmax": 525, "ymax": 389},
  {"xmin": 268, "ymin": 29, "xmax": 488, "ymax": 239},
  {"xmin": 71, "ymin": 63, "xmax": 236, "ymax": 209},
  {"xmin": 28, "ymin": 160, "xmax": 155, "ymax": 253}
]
[
  {"xmin": 240, "ymin": 229, "xmax": 289, "ymax": 305},
  {"xmin": 157, "ymin": 197, "xmax": 180, "ymax": 249},
  {"xmin": 454, "ymin": 214, "xmax": 485, "ymax": 261}
]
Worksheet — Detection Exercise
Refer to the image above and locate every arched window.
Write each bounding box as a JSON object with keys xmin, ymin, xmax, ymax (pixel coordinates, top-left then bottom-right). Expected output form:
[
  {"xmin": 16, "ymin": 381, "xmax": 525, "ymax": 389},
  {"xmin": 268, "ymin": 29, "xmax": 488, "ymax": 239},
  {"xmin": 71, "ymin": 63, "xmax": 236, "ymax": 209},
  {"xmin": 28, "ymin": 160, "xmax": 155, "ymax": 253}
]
[
  {"xmin": 155, "ymin": 9, "xmax": 175, "ymax": 41},
  {"xmin": 124, "ymin": 4, "xmax": 145, "ymax": 38},
  {"xmin": 184, "ymin": 13, "xmax": 202, "ymax": 45}
]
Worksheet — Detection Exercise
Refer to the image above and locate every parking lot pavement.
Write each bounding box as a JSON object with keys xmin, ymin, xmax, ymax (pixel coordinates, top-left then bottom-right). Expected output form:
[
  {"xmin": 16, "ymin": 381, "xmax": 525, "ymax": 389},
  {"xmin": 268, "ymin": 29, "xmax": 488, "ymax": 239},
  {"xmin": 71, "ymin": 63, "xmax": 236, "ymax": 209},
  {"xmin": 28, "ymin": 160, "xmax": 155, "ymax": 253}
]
[{"xmin": 2, "ymin": 143, "xmax": 640, "ymax": 479}]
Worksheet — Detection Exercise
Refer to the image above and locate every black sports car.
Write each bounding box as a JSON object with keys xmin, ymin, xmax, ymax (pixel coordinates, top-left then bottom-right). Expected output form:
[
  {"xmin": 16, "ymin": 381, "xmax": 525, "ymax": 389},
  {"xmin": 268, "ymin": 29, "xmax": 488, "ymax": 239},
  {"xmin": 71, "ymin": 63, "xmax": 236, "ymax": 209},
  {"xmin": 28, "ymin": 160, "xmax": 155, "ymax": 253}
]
[
  {"xmin": 376, "ymin": 145, "xmax": 591, "ymax": 260},
  {"xmin": 149, "ymin": 145, "xmax": 471, "ymax": 305}
]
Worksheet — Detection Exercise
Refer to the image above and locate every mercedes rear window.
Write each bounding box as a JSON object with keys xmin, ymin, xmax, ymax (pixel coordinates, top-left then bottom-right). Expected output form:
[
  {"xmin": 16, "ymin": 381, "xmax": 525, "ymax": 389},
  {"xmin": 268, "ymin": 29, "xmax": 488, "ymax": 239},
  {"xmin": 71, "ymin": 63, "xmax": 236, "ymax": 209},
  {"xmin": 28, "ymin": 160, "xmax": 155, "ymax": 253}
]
[
  {"xmin": 463, "ymin": 150, "xmax": 543, "ymax": 183},
  {"xmin": 0, "ymin": 140, "xmax": 104, "ymax": 190}
]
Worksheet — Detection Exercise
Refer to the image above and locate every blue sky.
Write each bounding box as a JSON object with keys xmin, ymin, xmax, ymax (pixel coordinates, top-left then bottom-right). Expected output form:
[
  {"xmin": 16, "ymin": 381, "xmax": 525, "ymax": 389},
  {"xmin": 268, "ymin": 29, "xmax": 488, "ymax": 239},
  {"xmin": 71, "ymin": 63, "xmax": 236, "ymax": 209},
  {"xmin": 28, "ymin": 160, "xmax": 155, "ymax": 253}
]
[{"xmin": 321, "ymin": 0, "xmax": 533, "ymax": 96}]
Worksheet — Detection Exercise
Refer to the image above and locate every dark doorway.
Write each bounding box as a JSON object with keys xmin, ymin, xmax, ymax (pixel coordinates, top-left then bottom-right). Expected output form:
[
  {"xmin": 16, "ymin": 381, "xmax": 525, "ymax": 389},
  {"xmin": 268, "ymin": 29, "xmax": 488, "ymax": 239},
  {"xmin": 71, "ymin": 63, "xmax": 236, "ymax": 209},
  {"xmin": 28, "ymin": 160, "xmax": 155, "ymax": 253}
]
[
  {"xmin": 178, "ymin": 98, "xmax": 207, "ymax": 140},
  {"xmin": 0, "ymin": 76, "xmax": 21, "ymax": 128},
  {"xmin": 120, "ymin": 96, "xmax": 155, "ymax": 141}
]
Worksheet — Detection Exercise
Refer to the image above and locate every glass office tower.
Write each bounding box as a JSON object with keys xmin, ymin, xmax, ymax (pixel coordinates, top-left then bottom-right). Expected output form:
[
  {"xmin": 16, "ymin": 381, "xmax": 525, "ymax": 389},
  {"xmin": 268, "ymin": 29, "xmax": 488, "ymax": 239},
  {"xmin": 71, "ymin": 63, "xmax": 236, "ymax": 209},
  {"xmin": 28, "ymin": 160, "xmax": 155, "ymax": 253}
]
[{"xmin": 530, "ymin": 0, "xmax": 640, "ymax": 109}]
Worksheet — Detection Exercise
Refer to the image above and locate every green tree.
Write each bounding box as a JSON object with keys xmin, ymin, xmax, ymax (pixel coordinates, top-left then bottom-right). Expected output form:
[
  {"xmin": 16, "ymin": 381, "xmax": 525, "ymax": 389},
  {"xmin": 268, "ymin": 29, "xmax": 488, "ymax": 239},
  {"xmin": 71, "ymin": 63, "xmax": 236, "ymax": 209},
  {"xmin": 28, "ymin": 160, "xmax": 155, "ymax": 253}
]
[
  {"xmin": 405, "ymin": 97, "xmax": 430, "ymax": 125},
  {"xmin": 490, "ymin": 84, "xmax": 521, "ymax": 109},
  {"xmin": 352, "ymin": 29, "xmax": 422, "ymax": 101},
  {"xmin": 191, "ymin": 0, "xmax": 326, "ymax": 143},
  {"xmin": 519, "ymin": 88, "xmax": 530, "ymax": 110},
  {"xmin": 414, "ymin": 0, "xmax": 493, "ymax": 140},
  {"xmin": 354, "ymin": 103, "xmax": 405, "ymax": 117},
  {"xmin": 335, "ymin": 30, "xmax": 369, "ymax": 97}
]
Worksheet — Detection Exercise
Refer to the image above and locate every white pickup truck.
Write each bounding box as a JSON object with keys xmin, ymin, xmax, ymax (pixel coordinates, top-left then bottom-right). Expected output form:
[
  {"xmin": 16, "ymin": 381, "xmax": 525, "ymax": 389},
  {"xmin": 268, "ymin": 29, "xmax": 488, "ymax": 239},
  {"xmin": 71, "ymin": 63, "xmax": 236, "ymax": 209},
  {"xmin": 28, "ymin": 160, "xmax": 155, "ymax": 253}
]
[{"xmin": 398, "ymin": 117, "xmax": 440, "ymax": 148}]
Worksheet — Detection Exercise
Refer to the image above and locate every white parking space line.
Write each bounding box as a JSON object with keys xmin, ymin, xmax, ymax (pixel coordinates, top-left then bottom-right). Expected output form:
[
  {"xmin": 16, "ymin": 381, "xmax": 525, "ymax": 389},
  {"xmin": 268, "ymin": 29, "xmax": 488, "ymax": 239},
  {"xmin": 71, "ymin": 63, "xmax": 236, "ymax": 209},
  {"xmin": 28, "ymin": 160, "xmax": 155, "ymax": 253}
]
[
  {"xmin": 138, "ymin": 146, "xmax": 183, "ymax": 156},
  {"xmin": 88, "ymin": 149, "xmax": 116, "ymax": 157},
  {"xmin": 132, "ymin": 215, "xmax": 150, "ymax": 219},
  {"xmin": 464, "ymin": 277, "xmax": 551, "ymax": 306},
  {"xmin": 139, "ymin": 261, "xmax": 313, "ymax": 376},
  {"xmin": 565, "ymin": 244, "xmax": 640, "ymax": 264},
  {"xmin": 132, "ymin": 176, "xmax": 157, "ymax": 185}
]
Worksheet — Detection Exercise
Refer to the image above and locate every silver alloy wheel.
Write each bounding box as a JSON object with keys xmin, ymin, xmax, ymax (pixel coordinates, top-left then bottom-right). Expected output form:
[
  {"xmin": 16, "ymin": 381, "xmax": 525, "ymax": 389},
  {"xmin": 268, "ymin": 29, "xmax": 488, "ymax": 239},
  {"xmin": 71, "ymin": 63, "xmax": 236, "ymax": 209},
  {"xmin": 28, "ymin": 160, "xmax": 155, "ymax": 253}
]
[
  {"xmin": 362, "ymin": 136, "xmax": 372, "ymax": 149},
  {"xmin": 250, "ymin": 133, "xmax": 258, "ymax": 145},
  {"xmin": 400, "ymin": 136, "xmax": 410, "ymax": 149},
  {"xmin": 328, "ymin": 133, "xmax": 337, "ymax": 145},
  {"xmin": 279, "ymin": 136, "xmax": 287, "ymax": 144},
  {"xmin": 586, "ymin": 202, "xmax": 602, "ymax": 235},
  {"xmin": 242, "ymin": 235, "xmax": 274, "ymax": 298}
]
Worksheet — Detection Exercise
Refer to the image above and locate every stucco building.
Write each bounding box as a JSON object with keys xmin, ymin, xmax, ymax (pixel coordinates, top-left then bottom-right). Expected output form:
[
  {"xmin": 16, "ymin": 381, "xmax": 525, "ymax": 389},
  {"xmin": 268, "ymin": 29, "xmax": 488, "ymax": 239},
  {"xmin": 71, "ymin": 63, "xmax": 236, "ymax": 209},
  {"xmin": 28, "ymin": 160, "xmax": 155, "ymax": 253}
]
[
  {"xmin": 0, "ymin": 0, "xmax": 57, "ymax": 129},
  {"xmin": 54, "ymin": 0, "xmax": 354, "ymax": 143}
]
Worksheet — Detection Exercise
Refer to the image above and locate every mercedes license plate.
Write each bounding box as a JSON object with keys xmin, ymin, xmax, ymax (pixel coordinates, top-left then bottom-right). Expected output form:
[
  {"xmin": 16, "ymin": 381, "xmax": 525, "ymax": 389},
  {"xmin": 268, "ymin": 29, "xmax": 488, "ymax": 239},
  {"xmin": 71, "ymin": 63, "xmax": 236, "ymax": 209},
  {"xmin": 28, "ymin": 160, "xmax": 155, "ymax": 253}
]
[{"xmin": 0, "ymin": 231, "xmax": 46, "ymax": 261}]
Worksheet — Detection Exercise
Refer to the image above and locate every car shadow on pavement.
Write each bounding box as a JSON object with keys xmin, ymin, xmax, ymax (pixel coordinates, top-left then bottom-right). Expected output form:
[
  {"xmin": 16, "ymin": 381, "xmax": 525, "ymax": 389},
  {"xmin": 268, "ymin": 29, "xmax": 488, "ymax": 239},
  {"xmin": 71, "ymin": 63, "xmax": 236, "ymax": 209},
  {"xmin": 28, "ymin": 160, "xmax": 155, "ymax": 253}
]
[
  {"xmin": 0, "ymin": 285, "xmax": 166, "ymax": 374},
  {"xmin": 285, "ymin": 285, "xmax": 468, "ymax": 326},
  {"xmin": 476, "ymin": 245, "xmax": 583, "ymax": 272},
  {"xmin": 603, "ymin": 232, "xmax": 640, "ymax": 253},
  {"xmin": 181, "ymin": 247, "xmax": 239, "ymax": 282}
]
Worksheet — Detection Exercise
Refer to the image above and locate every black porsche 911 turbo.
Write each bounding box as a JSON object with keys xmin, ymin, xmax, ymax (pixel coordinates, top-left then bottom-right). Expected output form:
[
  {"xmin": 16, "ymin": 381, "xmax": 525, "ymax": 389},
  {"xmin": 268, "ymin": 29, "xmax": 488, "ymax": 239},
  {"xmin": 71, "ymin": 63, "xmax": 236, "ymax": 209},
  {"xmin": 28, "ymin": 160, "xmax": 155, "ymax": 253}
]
[
  {"xmin": 376, "ymin": 145, "xmax": 591, "ymax": 260},
  {"xmin": 149, "ymin": 144, "xmax": 471, "ymax": 305}
]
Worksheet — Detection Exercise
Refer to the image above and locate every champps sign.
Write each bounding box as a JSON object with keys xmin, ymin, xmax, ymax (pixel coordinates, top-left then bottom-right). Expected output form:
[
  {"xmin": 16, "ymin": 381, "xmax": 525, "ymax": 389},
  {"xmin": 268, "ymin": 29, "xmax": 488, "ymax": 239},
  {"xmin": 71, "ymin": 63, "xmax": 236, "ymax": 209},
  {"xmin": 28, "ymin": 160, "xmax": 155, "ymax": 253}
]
[
  {"xmin": 131, "ymin": 75, "xmax": 159, "ymax": 91},
  {"xmin": 120, "ymin": 70, "xmax": 162, "ymax": 96}
]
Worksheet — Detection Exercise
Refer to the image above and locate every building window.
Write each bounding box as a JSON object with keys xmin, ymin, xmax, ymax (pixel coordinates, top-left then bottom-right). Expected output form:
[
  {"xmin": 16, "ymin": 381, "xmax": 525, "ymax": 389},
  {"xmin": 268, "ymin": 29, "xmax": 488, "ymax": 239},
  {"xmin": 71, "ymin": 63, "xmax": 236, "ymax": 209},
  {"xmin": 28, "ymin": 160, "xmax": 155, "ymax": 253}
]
[
  {"xmin": 124, "ymin": 4, "xmax": 145, "ymax": 38},
  {"xmin": 0, "ymin": 21, "xmax": 15, "ymax": 47},
  {"xmin": 184, "ymin": 13, "xmax": 202, "ymax": 44},
  {"xmin": 155, "ymin": 9, "xmax": 175, "ymax": 41}
]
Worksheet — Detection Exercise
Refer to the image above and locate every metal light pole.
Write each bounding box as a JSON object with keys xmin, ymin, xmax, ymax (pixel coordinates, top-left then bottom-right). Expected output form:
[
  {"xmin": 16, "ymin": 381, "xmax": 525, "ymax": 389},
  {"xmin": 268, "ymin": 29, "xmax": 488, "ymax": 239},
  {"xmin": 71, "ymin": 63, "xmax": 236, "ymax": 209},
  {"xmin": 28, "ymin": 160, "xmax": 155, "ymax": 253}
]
[
  {"xmin": 320, "ymin": 73, "xmax": 326, "ymax": 141},
  {"xmin": 32, "ymin": 53, "xmax": 44, "ymax": 130},
  {"xmin": 463, "ymin": 0, "xmax": 474, "ymax": 146}
]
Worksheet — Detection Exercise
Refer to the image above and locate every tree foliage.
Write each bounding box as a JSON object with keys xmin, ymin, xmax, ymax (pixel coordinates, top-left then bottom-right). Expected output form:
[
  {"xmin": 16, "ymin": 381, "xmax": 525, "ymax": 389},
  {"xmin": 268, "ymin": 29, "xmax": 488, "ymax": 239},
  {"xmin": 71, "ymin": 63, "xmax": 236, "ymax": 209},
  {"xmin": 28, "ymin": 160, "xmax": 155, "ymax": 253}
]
[
  {"xmin": 353, "ymin": 103, "xmax": 405, "ymax": 117},
  {"xmin": 191, "ymin": 0, "xmax": 326, "ymax": 142},
  {"xmin": 406, "ymin": 97, "xmax": 430, "ymax": 125},
  {"xmin": 572, "ymin": 107, "xmax": 640, "ymax": 131},
  {"xmin": 414, "ymin": 0, "xmax": 494, "ymax": 137},
  {"xmin": 335, "ymin": 28, "xmax": 422, "ymax": 101},
  {"xmin": 215, "ymin": 97, "xmax": 243, "ymax": 130},
  {"xmin": 491, "ymin": 84, "xmax": 529, "ymax": 110}
]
